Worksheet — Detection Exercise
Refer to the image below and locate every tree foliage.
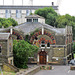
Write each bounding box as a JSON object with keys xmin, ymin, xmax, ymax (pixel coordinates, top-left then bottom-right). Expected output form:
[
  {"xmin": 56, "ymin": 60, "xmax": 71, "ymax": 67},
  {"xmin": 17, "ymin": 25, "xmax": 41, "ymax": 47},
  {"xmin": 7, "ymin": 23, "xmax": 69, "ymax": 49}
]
[
  {"xmin": 35, "ymin": 7, "xmax": 58, "ymax": 27},
  {"xmin": 8, "ymin": 18, "xmax": 18, "ymax": 27},
  {"xmin": 35, "ymin": 7, "xmax": 75, "ymax": 40},
  {"xmin": 0, "ymin": 18, "xmax": 18, "ymax": 28},
  {"xmin": 56, "ymin": 14, "xmax": 75, "ymax": 39},
  {"xmin": 13, "ymin": 40, "xmax": 39, "ymax": 68}
]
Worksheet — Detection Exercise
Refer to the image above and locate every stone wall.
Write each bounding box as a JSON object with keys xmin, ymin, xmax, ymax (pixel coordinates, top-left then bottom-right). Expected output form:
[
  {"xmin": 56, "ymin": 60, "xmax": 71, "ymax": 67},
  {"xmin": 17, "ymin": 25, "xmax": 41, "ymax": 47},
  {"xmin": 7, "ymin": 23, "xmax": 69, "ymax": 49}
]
[
  {"xmin": 0, "ymin": 40, "xmax": 8, "ymax": 63},
  {"xmin": 55, "ymin": 35, "xmax": 65, "ymax": 45},
  {"xmin": 53, "ymin": 48, "xmax": 65, "ymax": 57},
  {"xmin": 2, "ymin": 62, "xmax": 19, "ymax": 72}
]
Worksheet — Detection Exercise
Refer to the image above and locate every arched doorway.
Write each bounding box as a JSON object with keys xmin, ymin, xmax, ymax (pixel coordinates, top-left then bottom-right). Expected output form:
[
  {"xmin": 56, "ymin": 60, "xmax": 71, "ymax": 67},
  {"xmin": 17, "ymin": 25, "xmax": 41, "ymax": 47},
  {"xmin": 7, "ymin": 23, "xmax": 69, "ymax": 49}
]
[{"xmin": 39, "ymin": 51, "xmax": 47, "ymax": 64}]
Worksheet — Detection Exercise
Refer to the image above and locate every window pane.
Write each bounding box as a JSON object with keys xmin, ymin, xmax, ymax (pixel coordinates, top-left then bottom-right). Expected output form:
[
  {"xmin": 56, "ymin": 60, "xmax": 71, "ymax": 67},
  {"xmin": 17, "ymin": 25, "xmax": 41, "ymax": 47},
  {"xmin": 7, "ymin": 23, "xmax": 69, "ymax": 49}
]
[
  {"xmin": 26, "ymin": 10, "xmax": 30, "ymax": 16},
  {"xmin": 16, "ymin": 10, "xmax": 21, "ymax": 18},
  {"xmin": 5, "ymin": 10, "xmax": 11, "ymax": 18},
  {"xmin": 10, "ymin": 60, "xmax": 12, "ymax": 65},
  {"xmin": 9, "ymin": 43, "xmax": 11, "ymax": 52},
  {"xmin": 33, "ymin": 19, "xmax": 38, "ymax": 22},
  {"xmin": 27, "ymin": 19, "xmax": 32, "ymax": 22},
  {"xmin": 41, "ymin": 41, "xmax": 45, "ymax": 44},
  {"xmin": 41, "ymin": 45, "xmax": 45, "ymax": 47},
  {"xmin": 47, "ymin": 43, "xmax": 50, "ymax": 47}
]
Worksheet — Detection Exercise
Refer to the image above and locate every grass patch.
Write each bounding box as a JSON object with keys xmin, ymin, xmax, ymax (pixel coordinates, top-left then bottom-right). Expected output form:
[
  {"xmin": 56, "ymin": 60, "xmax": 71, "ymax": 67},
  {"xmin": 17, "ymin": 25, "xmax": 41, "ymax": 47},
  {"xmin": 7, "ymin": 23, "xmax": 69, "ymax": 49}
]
[{"xmin": 0, "ymin": 71, "xmax": 16, "ymax": 75}]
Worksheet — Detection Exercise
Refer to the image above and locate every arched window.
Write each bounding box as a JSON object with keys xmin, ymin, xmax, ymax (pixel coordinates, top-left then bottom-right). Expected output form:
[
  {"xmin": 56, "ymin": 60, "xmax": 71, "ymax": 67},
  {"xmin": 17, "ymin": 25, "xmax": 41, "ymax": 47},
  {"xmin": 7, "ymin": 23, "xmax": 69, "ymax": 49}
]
[
  {"xmin": 41, "ymin": 41, "xmax": 45, "ymax": 47},
  {"xmin": 41, "ymin": 41, "xmax": 45, "ymax": 44},
  {"xmin": 47, "ymin": 42, "xmax": 50, "ymax": 47},
  {"xmin": 0, "ymin": 46, "xmax": 2, "ymax": 53},
  {"xmin": 35, "ymin": 36, "xmax": 38, "ymax": 40}
]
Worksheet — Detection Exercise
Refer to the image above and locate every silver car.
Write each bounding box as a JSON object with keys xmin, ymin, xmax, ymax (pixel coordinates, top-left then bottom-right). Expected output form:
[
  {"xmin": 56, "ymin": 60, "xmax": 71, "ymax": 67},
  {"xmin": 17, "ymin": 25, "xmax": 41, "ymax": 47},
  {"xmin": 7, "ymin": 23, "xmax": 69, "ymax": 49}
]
[{"xmin": 69, "ymin": 59, "xmax": 75, "ymax": 65}]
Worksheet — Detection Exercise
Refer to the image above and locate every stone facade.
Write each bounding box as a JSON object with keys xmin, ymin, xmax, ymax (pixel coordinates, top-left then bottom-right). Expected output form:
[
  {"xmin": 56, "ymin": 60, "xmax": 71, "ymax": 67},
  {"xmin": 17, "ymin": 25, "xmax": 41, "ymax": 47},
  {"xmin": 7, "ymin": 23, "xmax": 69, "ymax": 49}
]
[
  {"xmin": 0, "ymin": 33, "xmax": 13, "ymax": 66},
  {"xmin": 0, "ymin": 15, "xmax": 73, "ymax": 65}
]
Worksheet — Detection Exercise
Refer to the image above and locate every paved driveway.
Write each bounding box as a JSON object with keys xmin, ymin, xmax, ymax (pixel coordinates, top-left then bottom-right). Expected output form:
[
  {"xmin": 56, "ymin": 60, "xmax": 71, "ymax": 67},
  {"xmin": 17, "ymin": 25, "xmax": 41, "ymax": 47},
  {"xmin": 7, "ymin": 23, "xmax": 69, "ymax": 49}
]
[{"xmin": 34, "ymin": 65, "xmax": 75, "ymax": 75}]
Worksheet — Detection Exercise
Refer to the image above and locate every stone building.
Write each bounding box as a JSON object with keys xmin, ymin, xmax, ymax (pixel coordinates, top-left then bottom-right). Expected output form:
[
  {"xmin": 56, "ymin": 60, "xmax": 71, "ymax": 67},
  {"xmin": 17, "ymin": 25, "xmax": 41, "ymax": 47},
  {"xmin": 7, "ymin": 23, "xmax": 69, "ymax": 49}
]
[
  {"xmin": 0, "ymin": 14, "xmax": 73, "ymax": 65},
  {"xmin": 0, "ymin": 33, "xmax": 13, "ymax": 66},
  {"xmin": 14, "ymin": 15, "xmax": 73, "ymax": 65},
  {"xmin": 0, "ymin": 5, "xmax": 58, "ymax": 24}
]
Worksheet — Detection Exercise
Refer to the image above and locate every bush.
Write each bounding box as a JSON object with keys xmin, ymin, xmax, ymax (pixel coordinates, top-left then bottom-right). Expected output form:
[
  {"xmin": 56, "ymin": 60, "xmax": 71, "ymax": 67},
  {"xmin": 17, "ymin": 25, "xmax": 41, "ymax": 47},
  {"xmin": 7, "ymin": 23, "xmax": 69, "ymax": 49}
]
[{"xmin": 13, "ymin": 40, "xmax": 38, "ymax": 68}]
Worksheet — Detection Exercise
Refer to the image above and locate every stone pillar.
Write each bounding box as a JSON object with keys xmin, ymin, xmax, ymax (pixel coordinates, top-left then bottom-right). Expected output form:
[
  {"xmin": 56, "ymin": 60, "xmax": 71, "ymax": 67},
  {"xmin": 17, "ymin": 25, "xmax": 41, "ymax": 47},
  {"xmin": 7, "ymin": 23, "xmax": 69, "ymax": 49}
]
[
  {"xmin": 42, "ymin": 26, "xmax": 44, "ymax": 35},
  {"xmin": 10, "ymin": 27, "xmax": 13, "ymax": 35},
  {"xmin": 47, "ymin": 55, "xmax": 48, "ymax": 65},
  {"xmin": 37, "ymin": 54, "xmax": 39, "ymax": 65}
]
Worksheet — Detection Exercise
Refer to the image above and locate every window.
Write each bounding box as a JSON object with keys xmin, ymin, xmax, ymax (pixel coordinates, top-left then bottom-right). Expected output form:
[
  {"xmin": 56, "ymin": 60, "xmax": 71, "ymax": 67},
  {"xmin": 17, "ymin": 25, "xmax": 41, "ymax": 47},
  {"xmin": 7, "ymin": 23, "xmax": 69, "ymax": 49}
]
[
  {"xmin": 5, "ymin": 10, "xmax": 11, "ymax": 18},
  {"xmin": 10, "ymin": 60, "xmax": 12, "ymax": 65},
  {"xmin": 16, "ymin": 10, "xmax": 21, "ymax": 18},
  {"xmin": 27, "ymin": 19, "xmax": 32, "ymax": 22},
  {"xmin": 35, "ymin": 36, "xmax": 38, "ymax": 40},
  {"xmin": 33, "ymin": 19, "xmax": 38, "ymax": 22},
  {"xmin": 41, "ymin": 41, "xmax": 45, "ymax": 44},
  {"xmin": 9, "ymin": 43, "xmax": 11, "ymax": 52},
  {"xmin": 30, "ymin": 10, "xmax": 32, "ymax": 14},
  {"xmin": 9, "ymin": 60, "xmax": 12, "ymax": 65},
  {"xmin": 26, "ymin": 10, "xmax": 30, "ymax": 16},
  {"xmin": 0, "ymin": 46, "xmax": 2, "ymax": 53},
  {"xmin": 41, "ymin": 45, "xmax": 45, "ymax": 47},
  {"xmin": 47, "ymin": 43, "xmax": 50, "ymax": 47}
]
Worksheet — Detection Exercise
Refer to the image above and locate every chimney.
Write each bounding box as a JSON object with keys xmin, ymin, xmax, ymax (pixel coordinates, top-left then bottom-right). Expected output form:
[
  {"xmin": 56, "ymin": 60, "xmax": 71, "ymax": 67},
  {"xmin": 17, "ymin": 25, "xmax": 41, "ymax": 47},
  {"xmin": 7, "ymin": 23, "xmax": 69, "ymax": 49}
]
[{"xmin": 52, "ymin": 2, "xmax": 54, "ymax": 6}]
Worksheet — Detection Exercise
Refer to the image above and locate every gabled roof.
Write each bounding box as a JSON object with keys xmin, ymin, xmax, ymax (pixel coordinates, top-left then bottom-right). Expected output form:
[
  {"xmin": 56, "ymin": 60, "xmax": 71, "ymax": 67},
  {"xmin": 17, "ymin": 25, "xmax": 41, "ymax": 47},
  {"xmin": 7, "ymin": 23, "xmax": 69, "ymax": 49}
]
[
  {"xmin": 0, "ymin": 33, "xmax": 10, "ymax": 40},
  {"xmin": 25, "ymin": 14, "xmax": 45, "ymax": 19},
  {"xmin": 14, "ymin": 22, "xmax": 65, "ymax": 35}
]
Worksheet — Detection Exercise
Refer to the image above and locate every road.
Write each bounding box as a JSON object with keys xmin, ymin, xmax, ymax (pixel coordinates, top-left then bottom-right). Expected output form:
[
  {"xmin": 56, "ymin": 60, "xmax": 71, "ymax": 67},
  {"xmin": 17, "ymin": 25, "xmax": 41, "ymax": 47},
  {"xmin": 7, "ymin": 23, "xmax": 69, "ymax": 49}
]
[{"xmin": 34, "ymin": 65, "xmax": 75, "ymax": 75}]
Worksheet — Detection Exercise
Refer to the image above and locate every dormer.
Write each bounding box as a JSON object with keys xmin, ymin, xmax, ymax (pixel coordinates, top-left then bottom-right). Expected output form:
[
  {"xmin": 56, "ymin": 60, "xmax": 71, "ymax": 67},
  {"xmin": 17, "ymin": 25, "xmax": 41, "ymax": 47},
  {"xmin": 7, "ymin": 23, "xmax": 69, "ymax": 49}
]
[{"xmin": 25, "ymin": 14, "xmax": 45, "ymax": 23}]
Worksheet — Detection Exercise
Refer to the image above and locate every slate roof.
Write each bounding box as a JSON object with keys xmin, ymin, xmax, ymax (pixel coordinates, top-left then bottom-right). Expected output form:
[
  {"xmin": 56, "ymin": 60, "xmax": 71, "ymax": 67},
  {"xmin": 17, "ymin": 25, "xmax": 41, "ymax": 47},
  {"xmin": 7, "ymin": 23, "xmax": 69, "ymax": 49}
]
[
  {"xmin": 0, "ymin": 33, "xmax": 10, "ymax": 40},
  {"xmin": 0, "ymin": 5, "xmax": 58, "ymax": 10},
  {"xmin": 14, "ymin": 22, "xmax": 65, "ymax": 35}
]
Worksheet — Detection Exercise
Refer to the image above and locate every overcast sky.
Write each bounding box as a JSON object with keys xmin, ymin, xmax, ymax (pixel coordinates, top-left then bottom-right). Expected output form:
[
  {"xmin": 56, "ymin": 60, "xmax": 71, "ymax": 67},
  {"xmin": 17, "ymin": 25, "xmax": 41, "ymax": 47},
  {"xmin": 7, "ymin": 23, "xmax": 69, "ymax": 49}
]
[{"xmin": 0, "ymin": 0, "xmax": 75, "ymax": 16}]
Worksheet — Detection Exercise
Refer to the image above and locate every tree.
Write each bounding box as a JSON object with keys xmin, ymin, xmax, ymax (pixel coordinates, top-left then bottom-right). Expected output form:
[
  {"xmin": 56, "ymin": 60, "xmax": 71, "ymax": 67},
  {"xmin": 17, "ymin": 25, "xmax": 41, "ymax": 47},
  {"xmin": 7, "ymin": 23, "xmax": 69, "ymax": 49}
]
[
  {"xmin": 35, "ymin": 7, "xmax": 58, "ymax": 27},
  {"xmin": 0, "ymin": 18, "xmax": 18, "ymax": 28},
  {"xmin": 55, "ymin": 15, "xmax": 69, "ymax": 28},
  {"xmin": 35, "ymin": 7, "xmax": 75, "ymax": 39},
  {"xmin": 46, "ymin": 13, "xmax": 57, "ymax": 27},
  {"xmin": 8, "ymin": 18, "xmax": 18, "ymax": 27},
  {"xmin": 56, "ymin": 14, "xmax": 75, "ymax": 39},
  {"xmin": 13, "ymin": 40, "xmax": 38, "ymax": 68},
  {"xmin": 1, "ymin": 18, "xmax": 12, "ymax": 28}
]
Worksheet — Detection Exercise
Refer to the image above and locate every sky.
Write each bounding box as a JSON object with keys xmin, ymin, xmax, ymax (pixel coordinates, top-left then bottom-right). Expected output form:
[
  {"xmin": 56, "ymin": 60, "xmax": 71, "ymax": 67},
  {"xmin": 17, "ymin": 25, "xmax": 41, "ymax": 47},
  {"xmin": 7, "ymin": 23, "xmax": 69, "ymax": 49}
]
[{"xmin": 0, "ymin": 0, "xmax": 75, "ymax": 16}]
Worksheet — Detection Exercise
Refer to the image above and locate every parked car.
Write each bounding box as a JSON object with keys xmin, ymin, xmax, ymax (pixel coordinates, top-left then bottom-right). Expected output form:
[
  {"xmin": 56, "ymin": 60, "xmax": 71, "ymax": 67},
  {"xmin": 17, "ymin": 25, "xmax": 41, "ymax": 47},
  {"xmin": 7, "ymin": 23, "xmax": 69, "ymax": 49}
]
[{"xmin": 69, "ymin": 59, "xmax": 75, "ymax": 65}]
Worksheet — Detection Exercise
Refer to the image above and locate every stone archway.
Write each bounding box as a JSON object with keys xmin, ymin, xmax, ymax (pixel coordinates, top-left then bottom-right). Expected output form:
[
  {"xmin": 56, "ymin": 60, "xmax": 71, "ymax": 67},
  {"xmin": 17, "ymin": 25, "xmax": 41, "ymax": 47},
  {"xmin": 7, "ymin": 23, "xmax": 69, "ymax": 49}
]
[
  {"xmin": 6, "ymin": 29, "xmax": 24, "ymax": 40},
  {"xmin": 30, "ymin": 30, "xmax": 56, "ymax": 44}
]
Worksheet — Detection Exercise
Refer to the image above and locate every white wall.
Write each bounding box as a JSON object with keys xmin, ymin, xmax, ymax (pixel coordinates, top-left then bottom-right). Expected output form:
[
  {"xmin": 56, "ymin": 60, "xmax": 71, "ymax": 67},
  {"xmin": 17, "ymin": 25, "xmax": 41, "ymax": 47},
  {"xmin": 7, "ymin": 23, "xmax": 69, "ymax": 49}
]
[{"xmin": 0, "ymin": 0, "xmax": 58, "ymax": 6}]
